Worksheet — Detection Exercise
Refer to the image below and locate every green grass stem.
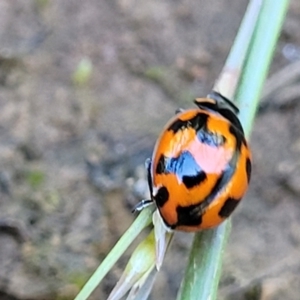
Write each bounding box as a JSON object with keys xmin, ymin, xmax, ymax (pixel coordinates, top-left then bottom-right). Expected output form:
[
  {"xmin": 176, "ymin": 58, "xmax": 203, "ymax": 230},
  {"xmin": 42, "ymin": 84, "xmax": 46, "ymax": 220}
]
[
  {"xmin": 236, "ymin": 0, "xmax": 290, "ymax": 132},
  {"xmin": 213, "ymin": 0, "xmax": 262, "ymax": 99},
  {"xmin": 74, "ymin": 207, "xmax": 154, "ymax": 300},
  {"xmin": 177, "ymin": 1, "xmax": 289, "ymax": 299}
]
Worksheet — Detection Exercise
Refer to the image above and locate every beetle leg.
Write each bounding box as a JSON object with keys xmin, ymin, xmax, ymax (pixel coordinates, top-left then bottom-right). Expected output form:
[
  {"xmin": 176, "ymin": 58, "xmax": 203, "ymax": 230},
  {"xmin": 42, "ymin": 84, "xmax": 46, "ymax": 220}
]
[
  {"xmin": 132, "ymin": 158, "xmax": 155, "ymax": 213},
  {"xmin": 144, "ymin": 158, "xmax": 153, "ymax": 198},
  {"xmin": 132, "ymin": 199, "xmax": 153, "ymax": 213}
]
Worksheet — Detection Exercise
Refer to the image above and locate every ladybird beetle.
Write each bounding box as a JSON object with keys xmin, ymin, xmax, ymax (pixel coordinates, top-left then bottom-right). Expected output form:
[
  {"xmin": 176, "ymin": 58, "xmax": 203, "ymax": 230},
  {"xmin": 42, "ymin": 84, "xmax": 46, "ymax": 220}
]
[{"xmin": 135, "ymin": 91, "xmax": 251, "ymax": 232}]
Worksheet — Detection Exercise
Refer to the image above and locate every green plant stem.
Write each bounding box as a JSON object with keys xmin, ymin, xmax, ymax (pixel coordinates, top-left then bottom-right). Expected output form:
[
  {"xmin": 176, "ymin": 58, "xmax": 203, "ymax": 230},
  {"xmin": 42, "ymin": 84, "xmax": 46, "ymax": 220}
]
[
  {"xmin": 176, "ymin": 222, "xmax": 231, "ymax": 300},
  {"xmin": 75, "ymin": 207, "xmax": 154, "ymax": 300},
  {"xmin": 236, "ymin": 0, "xmax": 290, "ymax": 132},
  {"xmin": 177, "ymin": 0, "xmax": 289, "ymax": 299},
  {"xmin": 213, "ymin": 0, "xmax": 262, "ymax": 99}
]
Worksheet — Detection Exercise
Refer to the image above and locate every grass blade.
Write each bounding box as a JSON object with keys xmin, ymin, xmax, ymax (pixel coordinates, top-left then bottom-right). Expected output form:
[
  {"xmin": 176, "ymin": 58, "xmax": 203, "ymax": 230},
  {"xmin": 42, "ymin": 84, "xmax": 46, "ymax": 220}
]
[
  {"xmin": 75, "ymin": 207, "xmax": 154, "ymax": 300},
  {"xmin": 236, "ymin": 0, "xmax": 290, "ymax": 132},
  {"xmin": 176, "ymin": 223, "xmax": 231, "ymax": 300},
  {"xmin": 177, "ymin": 1, "xmax": 290, "ymax": 299},
  {"xmin": 213, "ymin": 0, "xmax": 262, "ymax": 99}
]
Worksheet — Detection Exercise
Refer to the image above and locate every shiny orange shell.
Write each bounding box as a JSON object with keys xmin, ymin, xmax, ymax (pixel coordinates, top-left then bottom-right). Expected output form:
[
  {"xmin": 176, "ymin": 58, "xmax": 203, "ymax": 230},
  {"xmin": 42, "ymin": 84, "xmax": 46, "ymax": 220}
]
[{"xmin": 150, "ymin": 99, "xmax": 251, "ymax": 232}]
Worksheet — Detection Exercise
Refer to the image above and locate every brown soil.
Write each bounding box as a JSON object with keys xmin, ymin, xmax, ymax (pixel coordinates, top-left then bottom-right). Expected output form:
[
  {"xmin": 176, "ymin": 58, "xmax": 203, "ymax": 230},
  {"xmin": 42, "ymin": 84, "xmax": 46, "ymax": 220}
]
[{"xmin": 0, "ymin": 0, "xmax": 300, "ymax": 299}]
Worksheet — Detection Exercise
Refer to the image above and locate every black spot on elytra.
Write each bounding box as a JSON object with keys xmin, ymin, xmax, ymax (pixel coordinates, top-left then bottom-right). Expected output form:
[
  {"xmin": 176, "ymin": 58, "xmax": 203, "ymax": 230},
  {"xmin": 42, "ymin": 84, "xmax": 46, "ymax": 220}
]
[
  {"xmin": 155, "ymin": 154, "xmax": 166, "ymax": 174},
  {"xmin": 189, "ymin": 159, "xmax": 237, "ymax": 219},
  {"xmin": 175, "ymin": 204, "xmax": 203, "ymax": 227},
  {"xmin": 218, "ymin": 197, "xmax": 241, "ymax": 218},
  {"xmin": 197, "ymin": 130, "xmax": 225, "ymax": 147},
  {"xmin": 172, "ymin": 162, "xmax": 238, "ymax": 228},
  {"xmin": 168, "ymin": 119, "xmax": 187, "ymax": 133},
  {"xmin": 168, "ymin": 112, "xmax": 208, "ymax": 134},
  {"xmin": 246, "ymin": 157, "xmax": 252, "ymax": 183},
  {"xmin": 208, "ymin": 164, "xmax": 234, "ymax": 202},
  {"xmin": 154, "ymin": 186, "xmax": 169, "ymax": 207},
  {"xmin": 210, "ymin": 175, "xmax": 225, "ymax": 197},
  {"xmin": 190, "ymin": 113, "xmax": 209, "ymax": 131},
  {"xmin": 229, "ymin": 124, "xmax": 247, "ymax": 151},
  {"xmin": 182, "ymin": 171, "xmax": 207, "ymax": 189}
]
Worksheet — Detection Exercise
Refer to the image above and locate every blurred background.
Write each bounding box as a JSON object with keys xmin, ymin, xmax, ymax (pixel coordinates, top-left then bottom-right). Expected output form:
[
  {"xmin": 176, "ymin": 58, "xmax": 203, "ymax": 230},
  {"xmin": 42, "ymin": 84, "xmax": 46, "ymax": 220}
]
[{"xmin": 0, "ymin": 0, "xmax": 300, "ymax": 299}]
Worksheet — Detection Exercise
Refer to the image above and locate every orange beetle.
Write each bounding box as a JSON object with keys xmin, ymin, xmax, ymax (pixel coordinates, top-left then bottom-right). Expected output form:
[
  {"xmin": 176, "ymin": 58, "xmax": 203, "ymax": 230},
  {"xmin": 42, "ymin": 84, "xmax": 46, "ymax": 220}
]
[{"xmin": 135, "ymin": 91, "xmax": 251, "ymax": 232}]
